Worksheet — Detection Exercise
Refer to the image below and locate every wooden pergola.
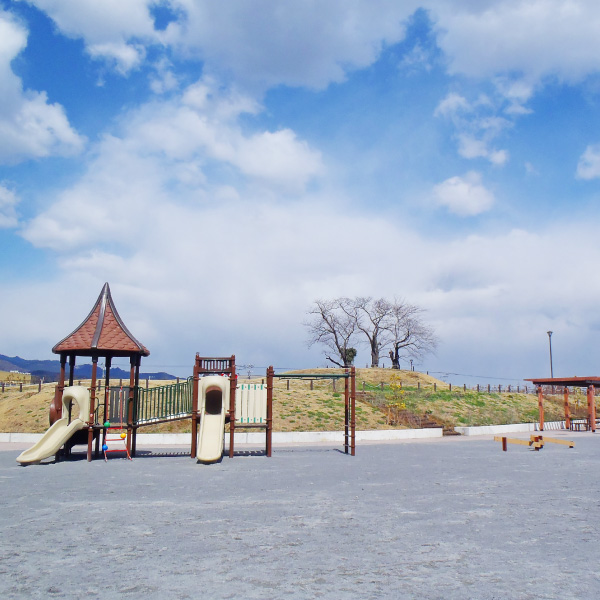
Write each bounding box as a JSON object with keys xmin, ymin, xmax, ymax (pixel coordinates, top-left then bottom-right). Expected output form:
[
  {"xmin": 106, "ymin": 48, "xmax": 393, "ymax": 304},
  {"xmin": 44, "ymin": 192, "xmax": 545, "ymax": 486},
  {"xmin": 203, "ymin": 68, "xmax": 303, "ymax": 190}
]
[
  {"xmin": 525, "ymin": 377, "xmax": 599, "ymax": 432},
  {"xmin": 51, "ymin": 282, "xmax": 150, "ymax": 460}
]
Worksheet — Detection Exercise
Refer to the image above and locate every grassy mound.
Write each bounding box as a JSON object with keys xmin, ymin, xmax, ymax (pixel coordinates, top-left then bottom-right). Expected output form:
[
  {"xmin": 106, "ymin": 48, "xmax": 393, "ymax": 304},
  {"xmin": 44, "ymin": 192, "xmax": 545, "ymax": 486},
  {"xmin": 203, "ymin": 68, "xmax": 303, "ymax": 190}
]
[{"xmin": 0, "ymin": 368, "xmax": 573, "ymax": 434}]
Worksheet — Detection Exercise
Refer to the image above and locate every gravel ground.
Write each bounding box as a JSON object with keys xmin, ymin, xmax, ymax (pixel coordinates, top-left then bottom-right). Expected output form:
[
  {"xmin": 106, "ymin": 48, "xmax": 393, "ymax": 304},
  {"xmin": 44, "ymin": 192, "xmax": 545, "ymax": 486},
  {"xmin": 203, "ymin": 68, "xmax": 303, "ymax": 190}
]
[{"xmin": 1, "ymin": 432, "xmax": 599, "ymax": 599}]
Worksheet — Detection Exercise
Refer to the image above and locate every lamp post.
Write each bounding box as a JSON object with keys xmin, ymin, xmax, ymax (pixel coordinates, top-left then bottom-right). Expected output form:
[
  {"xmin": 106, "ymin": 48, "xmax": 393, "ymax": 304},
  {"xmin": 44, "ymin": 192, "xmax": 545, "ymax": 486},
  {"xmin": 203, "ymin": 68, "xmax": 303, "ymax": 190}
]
[{"xmin": 547, "ymin": 331, "xmax": 554, "ymax": 378}]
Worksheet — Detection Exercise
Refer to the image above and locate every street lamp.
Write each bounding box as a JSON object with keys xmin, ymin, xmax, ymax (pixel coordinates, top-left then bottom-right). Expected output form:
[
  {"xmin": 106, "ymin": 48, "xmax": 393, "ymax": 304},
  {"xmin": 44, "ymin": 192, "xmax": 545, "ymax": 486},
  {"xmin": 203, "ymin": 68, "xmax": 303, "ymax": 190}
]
[{"xmin": 547, "ymin": 331, "xmax": 553, "ymax": 378}]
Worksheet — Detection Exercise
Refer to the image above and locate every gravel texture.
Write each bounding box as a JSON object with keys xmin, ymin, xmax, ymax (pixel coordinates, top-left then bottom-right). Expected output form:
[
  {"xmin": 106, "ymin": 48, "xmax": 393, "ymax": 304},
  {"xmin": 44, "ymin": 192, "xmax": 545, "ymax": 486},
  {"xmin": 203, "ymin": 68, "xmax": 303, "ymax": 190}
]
[{"xmin": 1, "ymin": 432, "xmax": 599, "ymax": 599}]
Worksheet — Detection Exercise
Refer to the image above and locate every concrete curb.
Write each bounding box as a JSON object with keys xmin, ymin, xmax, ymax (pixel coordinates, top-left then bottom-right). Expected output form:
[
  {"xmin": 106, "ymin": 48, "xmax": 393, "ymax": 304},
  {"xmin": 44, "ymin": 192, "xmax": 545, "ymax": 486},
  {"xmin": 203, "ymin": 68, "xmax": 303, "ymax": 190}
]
[
  {"xmin": 454, "ymin": 421, "xmax": 565, "ymax": 436},
  {"xmin": 0, "ymin": 428, "xmax": 443, "ymax": 446}
]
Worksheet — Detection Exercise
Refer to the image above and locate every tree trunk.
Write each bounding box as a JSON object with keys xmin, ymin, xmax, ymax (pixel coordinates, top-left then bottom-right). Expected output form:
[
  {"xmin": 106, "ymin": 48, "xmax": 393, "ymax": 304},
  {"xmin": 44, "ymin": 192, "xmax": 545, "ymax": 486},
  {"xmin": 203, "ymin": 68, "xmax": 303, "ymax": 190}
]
[{"xmin": 370, "ymin": 336, "xmax": 379, "ymax": 367}]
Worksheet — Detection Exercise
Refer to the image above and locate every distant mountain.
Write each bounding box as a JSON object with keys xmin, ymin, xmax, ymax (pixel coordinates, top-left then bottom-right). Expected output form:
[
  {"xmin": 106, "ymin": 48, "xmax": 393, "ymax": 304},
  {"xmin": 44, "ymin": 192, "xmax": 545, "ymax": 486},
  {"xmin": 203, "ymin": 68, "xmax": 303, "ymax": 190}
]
[{"xmin": 0, "ymin": 354, "xmax": 177, "ymax": 382}]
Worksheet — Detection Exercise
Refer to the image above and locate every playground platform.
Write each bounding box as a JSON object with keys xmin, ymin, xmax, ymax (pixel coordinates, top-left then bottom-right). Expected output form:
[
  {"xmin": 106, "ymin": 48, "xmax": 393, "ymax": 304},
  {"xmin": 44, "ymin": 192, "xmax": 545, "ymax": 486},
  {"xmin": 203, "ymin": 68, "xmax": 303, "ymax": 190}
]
[{"xmin": 1, "ymin": 431, "xmax": 599, "ymax": 599}]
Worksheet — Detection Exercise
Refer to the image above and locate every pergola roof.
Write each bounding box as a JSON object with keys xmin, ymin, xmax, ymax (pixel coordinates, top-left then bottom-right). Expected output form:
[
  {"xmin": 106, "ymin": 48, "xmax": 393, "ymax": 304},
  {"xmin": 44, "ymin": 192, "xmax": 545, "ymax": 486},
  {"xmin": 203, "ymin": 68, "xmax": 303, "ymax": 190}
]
[
  {"xmin": 52, "ymin": 282, "xmax": 150, "ymax": 358},
  {"xmin": 525, "ymin": 377, "xmax": 600, "ymax": 387}
]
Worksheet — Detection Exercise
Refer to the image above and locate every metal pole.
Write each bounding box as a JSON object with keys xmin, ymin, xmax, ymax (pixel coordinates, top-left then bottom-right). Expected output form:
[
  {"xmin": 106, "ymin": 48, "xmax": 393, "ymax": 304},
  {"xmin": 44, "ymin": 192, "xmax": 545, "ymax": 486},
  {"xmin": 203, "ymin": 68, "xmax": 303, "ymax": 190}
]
[
  {"xmin": 547, "ymin": 331, "xmax": 554, "ymax": 378},
  {"xmin": 266, "ymin": 366, "xmax": 274, "ymax": 457}
]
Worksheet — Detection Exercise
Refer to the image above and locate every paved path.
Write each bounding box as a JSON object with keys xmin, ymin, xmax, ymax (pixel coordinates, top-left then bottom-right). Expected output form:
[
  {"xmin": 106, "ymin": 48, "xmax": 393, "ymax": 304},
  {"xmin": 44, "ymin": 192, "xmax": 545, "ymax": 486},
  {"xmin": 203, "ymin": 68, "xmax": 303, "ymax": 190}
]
[{"xmin": 1, "ymin": 432, "xmax": 599, "ymax": 599}]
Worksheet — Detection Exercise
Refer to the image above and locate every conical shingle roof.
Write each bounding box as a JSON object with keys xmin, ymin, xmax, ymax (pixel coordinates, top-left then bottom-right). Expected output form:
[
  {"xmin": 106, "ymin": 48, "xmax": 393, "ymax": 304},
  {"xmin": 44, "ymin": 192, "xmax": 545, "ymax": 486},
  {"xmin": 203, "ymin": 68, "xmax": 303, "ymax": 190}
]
[{"xmin": 52, "ymin": 283, "xmax": 150, "ymax": 357}]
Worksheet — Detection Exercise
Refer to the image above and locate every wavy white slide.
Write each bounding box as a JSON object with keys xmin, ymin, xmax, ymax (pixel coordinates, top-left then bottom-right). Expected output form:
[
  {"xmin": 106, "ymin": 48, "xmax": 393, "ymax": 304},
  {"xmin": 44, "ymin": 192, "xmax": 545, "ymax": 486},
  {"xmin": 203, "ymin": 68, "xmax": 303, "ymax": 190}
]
[
  {"xmin": 17, "ymin": 386, "xmax": 91, "ymax": 465},
  {"xmin": 196, "ymin": 376, "xmax": 229, "ymax": 463}
]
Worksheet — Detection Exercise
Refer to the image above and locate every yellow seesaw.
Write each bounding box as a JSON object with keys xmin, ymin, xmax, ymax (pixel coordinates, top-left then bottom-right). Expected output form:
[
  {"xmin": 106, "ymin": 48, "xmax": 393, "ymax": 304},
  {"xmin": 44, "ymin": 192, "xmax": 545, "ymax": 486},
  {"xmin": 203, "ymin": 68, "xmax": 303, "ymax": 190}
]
[{"xmin": 494, "ymin": 435, "xmax": 575, "ymax": 452}]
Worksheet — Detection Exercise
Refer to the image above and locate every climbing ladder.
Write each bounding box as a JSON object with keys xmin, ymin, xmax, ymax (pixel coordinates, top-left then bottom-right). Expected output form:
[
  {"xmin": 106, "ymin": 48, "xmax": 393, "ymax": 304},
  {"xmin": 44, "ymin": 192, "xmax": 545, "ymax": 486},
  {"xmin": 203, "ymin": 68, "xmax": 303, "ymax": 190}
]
[
  {"xmin": 103, "ymin": 387, "xmax": 132, "ymax": 461},
  {"xmin": 103, "ymin": 425, "xmax": 131, "ymax": 461}
]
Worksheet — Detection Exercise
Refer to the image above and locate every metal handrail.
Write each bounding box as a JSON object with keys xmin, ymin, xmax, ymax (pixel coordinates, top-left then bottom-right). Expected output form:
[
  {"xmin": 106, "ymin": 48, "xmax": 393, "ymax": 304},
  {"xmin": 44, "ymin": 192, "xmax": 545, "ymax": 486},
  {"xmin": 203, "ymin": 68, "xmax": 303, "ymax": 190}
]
[{"xmin": 133, "ymin": 377, "xmax": 193, "ymax": 424}]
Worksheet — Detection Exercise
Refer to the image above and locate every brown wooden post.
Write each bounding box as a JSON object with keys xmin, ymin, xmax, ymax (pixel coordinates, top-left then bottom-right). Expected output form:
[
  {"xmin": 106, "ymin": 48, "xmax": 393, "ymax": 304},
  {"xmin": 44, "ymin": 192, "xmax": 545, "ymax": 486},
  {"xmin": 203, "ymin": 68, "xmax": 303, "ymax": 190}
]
[
  {"xmin": 344, "ymin": 370, "xmax": 349, "ymax": 454},
  {"xmin": 191, "ymin": 355, "xmax": 199, "ymax": 458},
  {"xmin": 52, "ymin": 353, "xmax": 67, "ymax": 423},
  {"xmin": 593, "ymin": 387, "xmax": 597, "ymax": 433},
  {"xmin": 587, "ymin": 385, "xmax": 596, "ymax": 432},
  {"xmin": 87, "ymin": 357, "xmax": 98, "ymax": 461},
  {"xmin": 102, "ymin": 356, "xmax": 112, "ymax": 449},
  {"xmin": 133, "ymin": 355, "xmax": 142, "ymax": 456},
  {"xmin": 266, "ymin": 366, "xmax": 274, "ymax": 457},
  {"xmin": 564, "ymin": 386, "xmax": 570, "ymax": 430},
  {"xmin": 538, "ymin": 386, "xmax": 544, "ymax": 431},
  {"xmin": 68, "ymin": 354, "xmax": 75, "ymax": 387},
  {"xmin": 350, "ymin": 366, "xmax": 356, "ymax": 456},
  {"xmin": 502, "ymin": 437, "xmax": 507, "ymax": 451},
  {"xmin": 434, "ymin": 383, "xmax": 437, "ymax": 391},
  {"xmin": 286, "ymin": 379, "xmax": 290, "ymax": 391},
  {"xmin": 449, "ymin": 383, "xmax": 451, "ymax": 391},
  {"xmin": 310, "ymin": 379, "xmax": 313, "ymax": 391},
  {"xmin": 229, "ymin": 355, "xmax": 236, "ymax": 459},
  {"xmin": 333, "ymin": 378, "xmax": 336, "ymax": 393},
  {"xmin": 126, "ymin": 355, "xmax": 135, "ymax": 456}
]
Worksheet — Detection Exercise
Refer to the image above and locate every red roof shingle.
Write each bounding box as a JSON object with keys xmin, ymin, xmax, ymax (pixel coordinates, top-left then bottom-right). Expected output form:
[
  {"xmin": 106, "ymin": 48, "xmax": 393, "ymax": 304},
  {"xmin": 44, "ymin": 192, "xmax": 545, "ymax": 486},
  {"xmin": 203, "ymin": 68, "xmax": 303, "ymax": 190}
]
[{"xmin": 52, "ymin": 283, "xmax": 150, "ymax": 357}]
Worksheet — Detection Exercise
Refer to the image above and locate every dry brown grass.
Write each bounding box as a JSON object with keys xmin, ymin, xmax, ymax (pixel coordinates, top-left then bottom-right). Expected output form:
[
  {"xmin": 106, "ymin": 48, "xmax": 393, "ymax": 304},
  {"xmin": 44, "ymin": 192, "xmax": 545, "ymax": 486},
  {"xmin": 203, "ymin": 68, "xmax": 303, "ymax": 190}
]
[
  {"xmin": 0, "ymin": 371, "xmax": 404, "ymax": 433},
  {"xmin": 2, "ymin": 369, "xmax": 564, "ymax": 434}
]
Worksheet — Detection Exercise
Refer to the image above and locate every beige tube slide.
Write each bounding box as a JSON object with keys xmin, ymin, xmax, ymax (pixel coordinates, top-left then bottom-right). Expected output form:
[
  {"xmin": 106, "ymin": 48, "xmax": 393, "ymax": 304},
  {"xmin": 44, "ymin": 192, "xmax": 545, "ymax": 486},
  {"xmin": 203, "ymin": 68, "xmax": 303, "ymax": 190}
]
[
  {"xmin": 16, "ymin": 386, "xmax": 91, "ymax": 465},
  {"xmin": 196, "ymin": 376, "xmax": 229, "ymax": 463}
]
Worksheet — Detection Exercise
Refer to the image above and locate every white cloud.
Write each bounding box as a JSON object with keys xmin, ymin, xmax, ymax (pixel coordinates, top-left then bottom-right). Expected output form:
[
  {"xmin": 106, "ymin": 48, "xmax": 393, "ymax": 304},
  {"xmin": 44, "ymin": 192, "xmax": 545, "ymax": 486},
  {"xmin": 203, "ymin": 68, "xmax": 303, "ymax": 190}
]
[
  {"xmin": 0, "ymin": 184, "xmax": 19, "ymax": 228},
  {"xmin": 87, "ymin": 41, "xmax": 146, "ymax": 75},
  {"xmin": 435, "ymin": 92, "xmax": 511, "ymax": 166},
  {"xmin": 149, "ymin": 58, "xmax": 179, "ymax": 95},
  {"xmin": 27, "ymin": 0, "xmax": 419, "ymax": 88},
  {"xmin": 0, "ymin": 11, "xmax": 84, "ymax": 163},
  {"xmin": 25, "ymin": 0, "xmax": 157, "ymax": 73},
  {"xmin": 433, "ymin": 171, "xmax": 495, "ymax": 216},
  {"xmin": 434, "ymin": 92, "xmax": 470, "ymax": 118},
  {"xmin": 22, "ymin": 77, "xmax": 324, "ymax": 251},
  {"xmin": 160, "ymin": 0, "xmax": 417, "ymax": 90},
  {"xmin": 457, "ymin": 134, "xmax": 508, "ymax": 165},
  {"xmin": 431, "ymin": 1, "xmax": 600, "ymax": 84},
  {"xmin": 24, "ymin": 1, "xmax": 600, "ymax": 96},
  {"xmin": 576, "ymin": 144, "xmax": 600, "ymax": 180},
  {"xmin": 9, "ymin": 196, "xmax": 600, "ymax": 380}
]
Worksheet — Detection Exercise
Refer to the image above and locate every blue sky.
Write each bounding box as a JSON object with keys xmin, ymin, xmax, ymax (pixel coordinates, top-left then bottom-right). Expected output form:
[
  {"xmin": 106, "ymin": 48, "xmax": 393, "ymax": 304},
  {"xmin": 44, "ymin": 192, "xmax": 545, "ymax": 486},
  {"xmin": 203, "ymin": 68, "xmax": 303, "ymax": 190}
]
[{"xmin": 2, "ymin": 1, "xmax": 600, "ymax": 383}]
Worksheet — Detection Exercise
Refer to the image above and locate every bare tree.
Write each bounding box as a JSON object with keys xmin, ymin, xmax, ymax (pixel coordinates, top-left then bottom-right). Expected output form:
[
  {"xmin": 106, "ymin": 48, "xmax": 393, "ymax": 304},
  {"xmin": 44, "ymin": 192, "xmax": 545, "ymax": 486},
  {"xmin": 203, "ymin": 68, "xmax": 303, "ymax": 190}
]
[
  {"xmin": 305, "ymin": 296, "xmax": 438, "ymax": 370},
  {"xmin": 304, "ymin": 299, "xmax": 358, "ymax": 367},
  {"xmin": 341, "ymin": 297, "xmax": 391, "ymax": 368},
  {"xmin": 385, "ymin": 299, "xmax": 438, "ymax": 369}
]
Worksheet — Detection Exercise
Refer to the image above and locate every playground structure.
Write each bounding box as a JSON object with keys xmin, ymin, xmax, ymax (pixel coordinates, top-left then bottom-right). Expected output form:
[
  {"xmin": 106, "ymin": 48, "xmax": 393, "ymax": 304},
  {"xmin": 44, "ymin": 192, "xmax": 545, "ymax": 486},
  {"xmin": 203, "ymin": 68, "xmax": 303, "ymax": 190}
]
[
  {"xmin": 16, "ymin": 283, "xmax": 357, "ymax": 464},
  {"xmin": 266, "ymin": 368, "xmax": 356, "ymax": 456},
  {"xmin": 16, "ymin": 386, "xmax": 91, "ymax": 464},
  {"xmin": 526, "ymin": 377, "xmax": 600, "ymax": 432},
  {"xmin": 494, "ymin": 434, "xmax": 575, "ymax": 452}
]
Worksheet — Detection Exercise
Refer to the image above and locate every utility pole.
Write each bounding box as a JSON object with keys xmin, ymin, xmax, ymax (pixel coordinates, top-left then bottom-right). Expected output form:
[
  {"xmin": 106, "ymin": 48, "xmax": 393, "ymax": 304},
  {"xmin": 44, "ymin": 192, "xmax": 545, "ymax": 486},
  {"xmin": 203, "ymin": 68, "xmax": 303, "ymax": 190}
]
[{"xmin": 547, "ymin": 331, "xmax": 554, "ymax": 378}]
